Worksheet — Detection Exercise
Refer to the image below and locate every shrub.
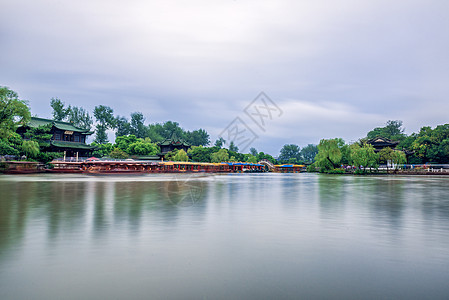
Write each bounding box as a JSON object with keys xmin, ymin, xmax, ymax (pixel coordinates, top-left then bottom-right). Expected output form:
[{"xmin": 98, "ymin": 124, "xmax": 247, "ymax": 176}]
[
  {"xmin": 110, "ymin": 148, "xmax": 129, "ymax": 159},
  {"xmin": 306, "ymin": 164, "xmax": 317, "ymax": 172},
  {"xmin": 327, "ymin": 168, "xmax": 345, "ymax": 174}
]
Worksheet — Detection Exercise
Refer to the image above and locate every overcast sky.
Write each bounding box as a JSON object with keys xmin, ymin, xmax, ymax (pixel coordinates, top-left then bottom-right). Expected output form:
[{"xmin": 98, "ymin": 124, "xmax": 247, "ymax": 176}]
[{"xmin": 1, "ymin": 0, "xmax": 448, "ymax": 154}]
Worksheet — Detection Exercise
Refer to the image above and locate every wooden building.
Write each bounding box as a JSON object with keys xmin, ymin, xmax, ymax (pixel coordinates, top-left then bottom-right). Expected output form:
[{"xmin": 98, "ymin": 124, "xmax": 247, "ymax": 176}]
[
  {"xmin": 17, "ymin": 117, "xmax": 96, "ymax": 157},
  {"xmin": 366, "ymin": 137, "xmax": 399, "ymax": 152},
  {"xmin": 158, "ymin": 132, "xmax": 191, "ymax": 155}
]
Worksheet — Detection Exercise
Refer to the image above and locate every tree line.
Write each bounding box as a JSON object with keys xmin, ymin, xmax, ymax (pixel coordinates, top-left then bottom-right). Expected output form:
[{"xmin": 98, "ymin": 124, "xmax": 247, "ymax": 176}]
[
  {"xmin": 3, "ymin": 86, "xmax": 449, "ymax": 166},
  {"xmin": 0, "ymin": 86, "xmax": 281, "ymax": 162},
  {"xmin": 50, "ymin": 98, "xmax": 211, "ymax": 146}
]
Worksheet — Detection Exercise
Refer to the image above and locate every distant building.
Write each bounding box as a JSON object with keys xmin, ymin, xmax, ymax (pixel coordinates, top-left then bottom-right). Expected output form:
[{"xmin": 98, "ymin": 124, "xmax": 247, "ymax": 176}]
[
  {"xmin": 17, "ymin": 117, "xmax": 95, "ymax": 157},
  {"xmin": 158, "ymin": 132, "xmax": 191, "ymax": 155},
  {"xmin": 366, "ymin": 137, "xmax": 399, "ymax": 152},
  {"xmin": 367, "ymin": 137, "xmax": 413, "ymax": 162}
]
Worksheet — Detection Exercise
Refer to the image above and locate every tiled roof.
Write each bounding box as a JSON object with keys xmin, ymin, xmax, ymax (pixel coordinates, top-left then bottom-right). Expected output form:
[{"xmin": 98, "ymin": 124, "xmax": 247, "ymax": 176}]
[
  {"xmin": 27, "ymin": 117, "xmax": 92, "ymax": 133},
  {"xmin": 158, "ymin": 132, "xmax": 190, "ymax": 146},
  {"xmin": 51, "ymin": 141, "xmax": 96, "ymax": 150},
  {"xmin": 367, "ymin": 137, "xmax": 399, "ymax": 147}
]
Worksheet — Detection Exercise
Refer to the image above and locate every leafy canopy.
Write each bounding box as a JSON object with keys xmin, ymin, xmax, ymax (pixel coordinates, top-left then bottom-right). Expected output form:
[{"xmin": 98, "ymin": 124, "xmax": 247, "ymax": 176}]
[
  {"xmin": 0, "ymin": 87, "xmax": 31, "ymax": 138},
  {"xmin": 278, "ymin": 144, "xmax": 301, "ymax": 164},
  {"xmin": 315, "ymin": 138, "xmax": 343, "ymax": 172}
]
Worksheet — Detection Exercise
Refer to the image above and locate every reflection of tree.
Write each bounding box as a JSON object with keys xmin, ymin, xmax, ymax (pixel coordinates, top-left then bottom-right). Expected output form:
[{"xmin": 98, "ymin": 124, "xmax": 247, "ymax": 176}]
[
  {"xmin": 0, "ymin": 176, "xmax": 211, "ymax": 265},
  {"xmin": 48, "ymin": 181, "xmax": 87, "ymax": 240},
  {"xmin": 114, "ymin": 182, "xmax": 148, "ymax": 233},
  {"xmin": 317, "ymin": 175, "xmax": 346, "ymax": 215},
  {"xmin": 93, "ymin": 182, "xmax": 108, "ymax": 237},
  {"xmin": 364, "ymin": 178, "xmax": 405, "ymax": 228},
  {"xmin": 160, "ymin": 178, "xmax": 207, "ymax": 207},
  {"xmin": 0, "ymin": 180, "xmax": 87, "ymax": 261},
  {"xmin": 413, "ymin": 181, "xmax": 449, "ymax": 226},
  {"xmin": 0, "ymin": 181, "xmax": 35, "ymax": 262}
]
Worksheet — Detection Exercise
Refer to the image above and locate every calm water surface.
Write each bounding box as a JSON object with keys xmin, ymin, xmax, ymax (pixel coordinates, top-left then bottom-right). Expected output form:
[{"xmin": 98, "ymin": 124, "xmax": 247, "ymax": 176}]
[{"xmin": 1, "ymin": 173, "xmax": 449, "ymax": 299}]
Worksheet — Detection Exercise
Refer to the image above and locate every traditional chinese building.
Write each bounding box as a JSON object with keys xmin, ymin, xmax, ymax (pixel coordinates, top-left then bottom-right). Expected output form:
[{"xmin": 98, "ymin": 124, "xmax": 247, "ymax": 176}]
[
  {"xmin": 17, "ymin": 117, "xmax": 95, "ymax": 157},
  {"xmin": 366, "ymin": 137, "xmax": 400, "ymax": 152},
  {"xmin": 158, "ymin": 132, "xmax": 191, "ymax": 155}
]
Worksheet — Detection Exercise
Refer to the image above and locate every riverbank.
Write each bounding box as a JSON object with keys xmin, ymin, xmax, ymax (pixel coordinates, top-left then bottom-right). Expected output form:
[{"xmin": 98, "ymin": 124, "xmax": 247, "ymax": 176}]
[{"xmin": 1, "ymin": 160, "xmax": 305, "ymax": 174}]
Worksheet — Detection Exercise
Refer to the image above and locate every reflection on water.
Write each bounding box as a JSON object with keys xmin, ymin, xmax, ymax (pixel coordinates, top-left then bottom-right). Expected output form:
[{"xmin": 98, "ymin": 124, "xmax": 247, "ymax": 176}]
[{"xmin": 1, "ymin": 173, "xmax": 449, "ymax": 299}]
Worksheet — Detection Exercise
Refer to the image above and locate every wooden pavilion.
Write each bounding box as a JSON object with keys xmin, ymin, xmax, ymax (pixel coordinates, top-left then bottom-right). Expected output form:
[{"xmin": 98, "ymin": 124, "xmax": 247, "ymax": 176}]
[
  {"xmin": 17, "ymin": 117, "xmax": 96, "ymax": 157},
  {"xmin": 366, "ymin": 137, "xmax": 399, "ymax": 152},
  {"xmin": 157, "ymin": 132, "xmax": 191, "ymax": 155}
]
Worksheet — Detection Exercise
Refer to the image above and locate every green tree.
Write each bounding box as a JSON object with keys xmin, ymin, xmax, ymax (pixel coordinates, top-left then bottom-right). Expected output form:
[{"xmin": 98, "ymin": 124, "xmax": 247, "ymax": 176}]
[
  {"xmin": 115, "ymin": 134, "xmax": 139, "ymax": 151},
  {"xmin": 173, "ymin": 149, "xmax": 189, "ymax": 162},
  {"xmin": 95, "ymin": 125, "xmax": 109, "ymax": 144},
  {"xmin": 378, "ymin": 147, "xmax": 394, "ymax": 172},
  {"xmin": 315, "ymin": 139, "xmax": 342, "ymax": 172},
  {"xmin": 0, "ymin": 132, "xmax": 22, "ymax": 156},
  {"xmin": 391, "ymin": 150, "xmax": 406, "ymax": 169},
  {"xmin": 249, "ymin": 147, "xmax": 258, "ymax": 157},
  {"xmin": 243, "ymin": 154, "xmax": 258, "ymax": 163},
  {"xmin": 161, "ymin": 121, "xmax": 183, "ymax": 139},
  {"xmin": 23, "ymin": 124, "xmax": 52, "ymax": 149},
  {"xmin": 115, "ymin": 116, "xmax": 132, "ymax": 137},
  {"xmin": 50, "ymin": 97, "xmax": 69, "ymax": 121},
  {"xmin": 147, "ymin": 123, "xmax": 165, "ymax": 143},
  {"xmin": 300, "ymin": 144, "xmax": 318, "ymax": 163},
  {"xmin": 67, "ymin": 106, "xmax": 93, "ymax": 130},
  {"xmin": 130, "ymin": 112, "xmax": 147, "ymax": 138},
  {"xmin": 185, "ymin": 129, "xmax": 210, "ymax": 146},
  {"xmin": 340, "ymin": 144, "xmax": 352, "ymax": 165},
  {"xmin": 164, "ymin": 149, "xmax": 179, "ymax": 161},
  {"xmin": 50, "ymin": 98, "xmax": 92, "ymax": 129},
  {"xmin": 21, "ymin": 140, "xmax": 40, "ymax": 159},
  {"xmin": 214, "ymin": 137, "xmax": 225, "ymax": 148},
  {"xmin": 256, "ymin": 152, "xmax": 277, "ymax": 164},
  {"xmin": 188, "ymin": 146, "xmax": 215, "ymax": 162},
  {"xmin": 110, "ymin": 148, "xmax": 129, "ymax": 159},
  {"xmin": 411, "ymin": 126, "xmax": 435, "ymax": 163},
  {"xmin": 229, "ymin": 141, "xmax": 239, "ymax": 152},
  {"xmin": 367, "ymin": 120, "xmax": 405, "ymax": 141},
  {"xmin": 278, "ymin": 144, "xmax": 301, "ymax": 164},
  {"xmin": 211, "ymin": 148, "xmax": 229, "ymax": 163},
  {"xmin": 350, "ymin": 143, "xmax": 378, "ymax": 172},
  {"xmin": 94, "ymin": 105, "xmax": 115, "ymax": 144},
  {"xmin": 91, "ymin": 142, "xmax": 114, "ymax": 158},
  {"xmin": 0, "ymin": 87, "xmax": 31, "ymax": 138},
  {"xmin": 127, "ymin": 138, "xmax": 159, "ymax": 156}
]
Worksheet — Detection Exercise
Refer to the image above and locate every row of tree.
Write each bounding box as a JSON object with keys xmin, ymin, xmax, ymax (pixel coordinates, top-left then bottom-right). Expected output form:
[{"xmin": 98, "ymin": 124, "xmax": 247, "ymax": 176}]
[
  {"xmin": 3, "ymin": 86, "xmax": 449, "ymax": 166},
  {"xmin": 0, "ymin": 87, "xmax": 62, "ymax": 162},
  {"xmin": 312, "ymin": 138, "xmax": 406, "ymax": 174},
  {"xmin": 310, "ymin": 119, "xmax": 449, "ymax": 173},
  {"xmin": 365, "ymin": 120, "xmax": 449, "ymax": 164},
  {"xmin": 50, "ymin": 99, "xmax": 211, "ymax": 146}
]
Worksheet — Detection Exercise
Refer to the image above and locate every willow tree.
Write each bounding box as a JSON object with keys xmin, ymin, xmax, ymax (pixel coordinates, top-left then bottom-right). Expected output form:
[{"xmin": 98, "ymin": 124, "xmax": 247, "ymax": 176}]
[
  {"xmin": 350, "ymin": 143, "xmax": 378, "ymax": 172},
  {"xmin": 314, "ymin": 139, "xmax": 343, "ymax": 172},
  {"xmin": 391, "ymin": 150, "xmax": 407, "ymax": 169},
  {"xmin": 21, "ymin": 140, "xmax": 40, "ymax": 158},
  {"xmin": 378, "ymin": 147, "xmax": 394, "ymax": 172}
]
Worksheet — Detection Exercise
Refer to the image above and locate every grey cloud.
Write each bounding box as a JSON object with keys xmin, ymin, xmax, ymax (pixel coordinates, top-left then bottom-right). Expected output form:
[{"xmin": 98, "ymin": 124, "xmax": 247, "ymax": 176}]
[{"xmin": 1, "ymin": 0, "xmax": 449, "ymax": 154}]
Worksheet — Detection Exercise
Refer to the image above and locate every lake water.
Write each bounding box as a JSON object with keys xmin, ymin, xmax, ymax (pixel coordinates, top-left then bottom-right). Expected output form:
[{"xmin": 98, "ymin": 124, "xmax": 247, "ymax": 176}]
[{"xmin": 1, "ymin": 173, "xmax": 449, "ymax": 299}]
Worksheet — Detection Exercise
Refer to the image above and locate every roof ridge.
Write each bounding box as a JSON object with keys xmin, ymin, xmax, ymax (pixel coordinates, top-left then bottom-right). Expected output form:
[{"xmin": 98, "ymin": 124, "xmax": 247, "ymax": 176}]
[{"xmin": 31, "ymin": 116, "xmax": 89, "ymax": 131}]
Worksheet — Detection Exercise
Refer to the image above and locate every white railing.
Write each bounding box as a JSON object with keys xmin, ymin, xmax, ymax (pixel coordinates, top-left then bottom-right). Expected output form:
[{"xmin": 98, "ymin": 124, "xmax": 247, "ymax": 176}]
[{"xmin": 259, "ymin": 159, "xmax": 275, "ymax": 169}]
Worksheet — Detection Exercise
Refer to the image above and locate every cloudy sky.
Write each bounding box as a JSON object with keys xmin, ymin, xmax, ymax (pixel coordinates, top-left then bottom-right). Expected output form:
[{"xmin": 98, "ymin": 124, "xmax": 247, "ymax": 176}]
[{"xmin": 1, "ymin": 0, "xmax": 448, "ymax": 154}]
